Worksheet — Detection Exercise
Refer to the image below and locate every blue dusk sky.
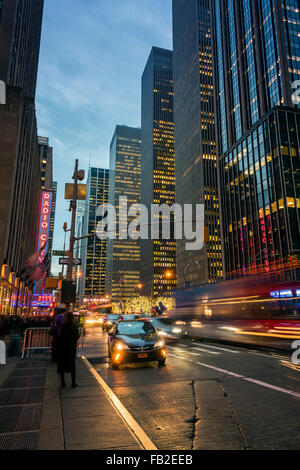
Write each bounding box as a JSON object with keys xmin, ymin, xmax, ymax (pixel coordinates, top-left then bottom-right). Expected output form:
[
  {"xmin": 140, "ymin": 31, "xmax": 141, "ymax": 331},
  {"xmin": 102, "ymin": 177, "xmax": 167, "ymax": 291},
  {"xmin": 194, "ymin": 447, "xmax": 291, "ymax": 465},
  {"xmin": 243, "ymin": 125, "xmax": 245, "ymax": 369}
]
[{"xmin": 36, "ymin": 0, "xmax": 173, "ymax": 274}]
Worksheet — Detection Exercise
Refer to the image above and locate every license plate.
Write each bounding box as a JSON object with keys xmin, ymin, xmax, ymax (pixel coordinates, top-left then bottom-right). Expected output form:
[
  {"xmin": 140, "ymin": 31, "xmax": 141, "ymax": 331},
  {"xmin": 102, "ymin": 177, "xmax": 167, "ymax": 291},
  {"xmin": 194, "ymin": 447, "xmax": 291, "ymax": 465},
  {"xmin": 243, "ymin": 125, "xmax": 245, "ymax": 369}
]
[{"xmin": 137, "ymin": 353, "xmax": 148, "ymax": 359}]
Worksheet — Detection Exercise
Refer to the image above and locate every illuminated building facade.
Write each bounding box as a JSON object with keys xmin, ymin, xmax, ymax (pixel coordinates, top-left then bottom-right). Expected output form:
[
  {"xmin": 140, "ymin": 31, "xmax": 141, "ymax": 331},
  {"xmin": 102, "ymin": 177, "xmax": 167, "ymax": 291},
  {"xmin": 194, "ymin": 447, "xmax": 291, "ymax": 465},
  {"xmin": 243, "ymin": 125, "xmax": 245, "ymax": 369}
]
[
  {"xmin": 172, "ymin": 0, "xmax": 223, "ymax": 288},
  {"xmin": 80, "ymin": 167, "xmax": 109, "ymax": 299},
  {"xmin": 140, "ymin": 47, "xmax": 176, "ymax": 297},
  {"xmin": 220, "ymin": 108, "xmax": 300, "ymax": 279},
  {"xmin": 38, "ymin": 136, "xmax": 56, "ymax": 274},
  {"xmin": 0, "ymin": 0, "xmax": 44, "ymax": 300},
  {"xmin": 211, "ymin": 0, "xmax": 300, "ymax": 280},
  {"xmin": 48, "ymin": 181, "xmax": 57, "ymax": 275},
  {"xmin": 106, "ymin": 126, "xmax": 141, "ymax": 303}
]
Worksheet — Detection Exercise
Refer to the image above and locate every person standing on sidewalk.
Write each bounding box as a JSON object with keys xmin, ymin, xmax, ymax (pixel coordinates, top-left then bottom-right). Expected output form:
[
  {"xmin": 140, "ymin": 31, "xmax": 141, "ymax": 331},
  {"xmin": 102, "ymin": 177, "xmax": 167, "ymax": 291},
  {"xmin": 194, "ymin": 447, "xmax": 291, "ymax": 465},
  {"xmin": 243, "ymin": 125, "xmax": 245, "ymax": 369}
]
[
  {"xmin": 57, "ymin": 312, "xmax": 80, "ymax": 388},
  {"xmin": 50, "ymin": 308, "xmax": 65, "ymax": 363}
]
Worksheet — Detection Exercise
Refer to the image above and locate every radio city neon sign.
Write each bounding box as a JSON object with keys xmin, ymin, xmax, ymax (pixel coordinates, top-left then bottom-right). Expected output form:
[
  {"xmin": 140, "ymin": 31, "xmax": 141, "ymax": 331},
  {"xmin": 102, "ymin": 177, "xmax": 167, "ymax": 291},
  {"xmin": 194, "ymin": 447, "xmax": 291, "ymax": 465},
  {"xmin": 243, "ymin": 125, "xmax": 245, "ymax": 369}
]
[{"xmin": 38, "ymin": 191, "xmax": 52, "ymax": 262}]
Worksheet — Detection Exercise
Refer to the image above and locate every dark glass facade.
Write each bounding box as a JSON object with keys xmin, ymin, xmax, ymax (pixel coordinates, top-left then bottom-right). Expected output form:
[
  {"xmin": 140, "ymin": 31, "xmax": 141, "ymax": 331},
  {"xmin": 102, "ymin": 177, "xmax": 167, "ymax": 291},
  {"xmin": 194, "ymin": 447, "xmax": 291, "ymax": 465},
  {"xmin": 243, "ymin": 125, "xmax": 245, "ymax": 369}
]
[
  {"xmin": 81, "ymin": 168, "xmax": 109, "ymax": 298},
  {"xmin": 212, "ymin": 0, "xmax": 300, "ymax": 280},
  {"xmin": 106, "ymin": 126, "xmax": 141, "ymax": 302},
  {"xmin": 0, "ymin": 0, "xmax": 44, "ymax": 99},
  {"xmin": 140, "ymin": 47, "xmax": 176, "ymax": 297},
  {"xmin": 220, "ymin": 107, "xmax": 300, "ymax": 279},
  {"xmin": 212, "ymin": 0, "xmax": 300, "ymax": 156},
  {"xmin": 172, "ymin": 0, "xmax": 223, "ymax": 288}
]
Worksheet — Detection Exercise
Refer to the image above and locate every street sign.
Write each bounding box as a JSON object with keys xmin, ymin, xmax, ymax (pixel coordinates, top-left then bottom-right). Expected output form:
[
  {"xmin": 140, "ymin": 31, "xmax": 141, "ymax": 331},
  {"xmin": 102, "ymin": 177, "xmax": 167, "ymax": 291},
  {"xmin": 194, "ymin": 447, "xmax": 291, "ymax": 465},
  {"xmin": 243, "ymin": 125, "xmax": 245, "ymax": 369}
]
[
  {"xmin": 52, "ymin": 250, "xmax": 65, "ymax": 257},
  {"xmin": 64, "ymin": 183, "xmax": 86, "ymax": 200},
  {"xmin": 59, "ymin": 257, "xmax": 81, "ymax": 266}
]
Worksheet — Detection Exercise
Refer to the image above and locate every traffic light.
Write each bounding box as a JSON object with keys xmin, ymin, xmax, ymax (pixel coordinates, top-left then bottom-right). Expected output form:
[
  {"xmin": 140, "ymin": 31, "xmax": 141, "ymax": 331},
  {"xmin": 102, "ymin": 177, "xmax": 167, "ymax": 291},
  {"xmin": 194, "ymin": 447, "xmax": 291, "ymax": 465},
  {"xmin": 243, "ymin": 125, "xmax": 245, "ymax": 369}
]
[
  {"xmin": 46, "ymin": 277, "xmax": 58, "ymax": 290},
  {"xmin": 61, "ymin": 280, "xmax": 76, "ymax": 304}
]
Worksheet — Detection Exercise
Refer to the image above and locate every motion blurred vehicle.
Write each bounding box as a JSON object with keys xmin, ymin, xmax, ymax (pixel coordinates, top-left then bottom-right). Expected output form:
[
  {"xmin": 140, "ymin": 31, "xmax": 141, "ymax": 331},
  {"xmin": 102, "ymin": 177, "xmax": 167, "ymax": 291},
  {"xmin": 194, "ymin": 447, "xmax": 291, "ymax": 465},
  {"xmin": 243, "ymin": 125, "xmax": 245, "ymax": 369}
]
[
  {"xmin": 150, "ymin": 317, "xmax": 187, "ymax": 343},
  {"xmin": 107, "ymin": 319, "xmax": 167, "ymax": 369},
  {"xmin": 172, "ymin": 277, "xmax": 300, "ymax": 349},
  {"xmin": 102, "ymin": 314, "xmax": 122, "ymax": 332},
  {"xmin": 85, "ymin": 314, "xmax": 106, "ymax": 327}
]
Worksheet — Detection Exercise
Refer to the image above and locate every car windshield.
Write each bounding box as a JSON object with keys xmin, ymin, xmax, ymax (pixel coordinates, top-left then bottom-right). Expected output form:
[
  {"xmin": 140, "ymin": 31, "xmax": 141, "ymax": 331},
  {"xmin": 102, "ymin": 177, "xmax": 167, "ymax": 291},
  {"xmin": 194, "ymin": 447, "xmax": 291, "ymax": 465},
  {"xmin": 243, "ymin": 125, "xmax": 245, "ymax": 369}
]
[
  {"xmin": 116, "ymin": 321, "xmax": 156, "ymax": 337},
  {"xmin": 106, "ymin": 315, "xmax": 120, "ymax": 321},
  {"xmin": 152, "ymin": 318, "xmax": 174, "ymax": 326}
]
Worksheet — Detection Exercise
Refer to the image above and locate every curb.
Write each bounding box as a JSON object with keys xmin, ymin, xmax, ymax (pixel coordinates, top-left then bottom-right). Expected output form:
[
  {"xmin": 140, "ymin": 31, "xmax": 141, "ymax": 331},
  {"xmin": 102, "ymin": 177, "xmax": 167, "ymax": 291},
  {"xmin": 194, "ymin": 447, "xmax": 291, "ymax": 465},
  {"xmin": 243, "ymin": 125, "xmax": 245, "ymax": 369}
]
[{"xmin": 81, "ymin": 356, "xmax": 158, "ymax": 451}]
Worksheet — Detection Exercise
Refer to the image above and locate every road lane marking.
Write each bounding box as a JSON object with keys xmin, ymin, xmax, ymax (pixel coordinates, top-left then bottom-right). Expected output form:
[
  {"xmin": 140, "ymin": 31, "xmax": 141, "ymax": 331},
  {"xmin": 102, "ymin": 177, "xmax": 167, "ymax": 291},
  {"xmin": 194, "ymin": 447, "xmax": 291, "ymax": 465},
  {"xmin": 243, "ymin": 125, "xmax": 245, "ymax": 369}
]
[
  {"xmin": 195, "ymin": 361, "xmax": 244, "ymax": 378},
  {"xmin": 167, "ymin": 346, "xmax": 188, "ymax": 354},
  {"xmin": 188, "ymin": 352, "xmax": 202, "ymax": 356},
  {"xmin": 169, "ymin": 353, "xmax": 187, "ymax": 361},
  {"xmin": 243, "ymin": 377, "xmax": 300, "ymax": 399},
  {"xmin": 197, "ymin": 344, "xmax": 240, "ymax": 354},
  {"xmin": 169, "ymin": 354, "xmax": 300, "ymax": 398},
  {"xmin": 81, "ymin": 356, "xmax": 157, "ymax": 450},
  {"xmin": 191, "ymin": 347, "xmax": 220, "ymax": 355}
]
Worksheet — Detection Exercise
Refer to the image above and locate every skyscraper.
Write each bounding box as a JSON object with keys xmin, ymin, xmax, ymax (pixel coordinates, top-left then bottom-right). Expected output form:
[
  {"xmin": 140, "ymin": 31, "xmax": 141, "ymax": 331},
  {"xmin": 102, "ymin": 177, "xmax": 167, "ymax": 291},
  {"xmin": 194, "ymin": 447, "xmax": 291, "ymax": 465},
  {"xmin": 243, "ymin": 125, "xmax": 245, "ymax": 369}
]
[
  {"xmin": 106, "ymin": 126, "xmax": 141, "ymax": 303},
  {"xmin": 140, "ymin": 47, "xmax": 176, "ymax": 297},
  {"xmin": 172, "ymin": 0, "xmax": 223, "ymax": 288},
  {"xmin": 80, "ymin": 167, "xmax": 109, "ymax": 299},
  {"xmin": 0, "ymin": 0, "xmax": 44, "ymax": 99},
  {"xmin": 0, "ymin": 0, "xmax": 44, "ymax": 299},
  {"xmin": 212, "ymin": 0, "xmax": 300, "ymax": 156},
  {"xmin": 211, "ymin": 0, "xmax": 300, "ymax": 280}
]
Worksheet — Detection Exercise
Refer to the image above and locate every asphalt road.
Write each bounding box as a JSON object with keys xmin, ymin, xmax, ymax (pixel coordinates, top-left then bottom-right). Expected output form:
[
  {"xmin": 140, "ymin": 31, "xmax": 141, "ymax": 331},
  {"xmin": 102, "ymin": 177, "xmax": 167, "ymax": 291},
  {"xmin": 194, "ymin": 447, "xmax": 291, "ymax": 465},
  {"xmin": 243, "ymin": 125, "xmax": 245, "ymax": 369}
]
[{"xmin": 81, "ymin": 326, "xmax": 300, "ymax": 450}]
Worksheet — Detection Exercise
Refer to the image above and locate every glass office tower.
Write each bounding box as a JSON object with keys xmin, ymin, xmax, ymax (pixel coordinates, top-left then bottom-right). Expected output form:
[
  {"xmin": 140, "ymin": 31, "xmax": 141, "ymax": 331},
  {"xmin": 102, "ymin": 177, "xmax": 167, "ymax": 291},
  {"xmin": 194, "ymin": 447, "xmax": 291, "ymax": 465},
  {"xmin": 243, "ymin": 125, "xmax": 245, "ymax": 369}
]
[
  {"xmin": 106, "ymin": 126, "xmax": 141, "ymax": 303},
  {"xmin": 212, "ymin": 0, "xmax": 300, "ymax": 156},
  {"xmin": 140, "ymin": 47, "xmax": 176, "ymax": 297},
  {"xmin": 172, "ymin": 0, "xmax": 223, "ymax": 288},
  {"xmin": 80, "ymin": 168, "xmax": 109, "ymax": 298},
  {"xmin": 211, "ymin": 0, "xmax": 300, "ymax": 279}
]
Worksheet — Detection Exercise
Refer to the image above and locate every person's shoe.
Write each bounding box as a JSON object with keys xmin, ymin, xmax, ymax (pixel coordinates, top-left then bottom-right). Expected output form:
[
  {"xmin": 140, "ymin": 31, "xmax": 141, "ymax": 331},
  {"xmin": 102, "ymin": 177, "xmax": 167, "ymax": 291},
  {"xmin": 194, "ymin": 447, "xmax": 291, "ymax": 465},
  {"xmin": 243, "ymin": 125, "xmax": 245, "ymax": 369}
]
[{"xmin": 72, "ymin": 383, "xmax": 78, "ymax": 388}]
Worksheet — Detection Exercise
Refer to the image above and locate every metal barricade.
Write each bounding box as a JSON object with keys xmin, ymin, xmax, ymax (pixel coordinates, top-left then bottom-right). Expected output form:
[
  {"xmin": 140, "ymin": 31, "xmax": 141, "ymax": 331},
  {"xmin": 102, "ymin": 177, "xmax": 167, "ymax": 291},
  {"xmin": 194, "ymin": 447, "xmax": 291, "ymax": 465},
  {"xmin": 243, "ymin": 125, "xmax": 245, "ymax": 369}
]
[{"xmin": 22, "ymin": 327, "xmax": 52, "ymax": 359}]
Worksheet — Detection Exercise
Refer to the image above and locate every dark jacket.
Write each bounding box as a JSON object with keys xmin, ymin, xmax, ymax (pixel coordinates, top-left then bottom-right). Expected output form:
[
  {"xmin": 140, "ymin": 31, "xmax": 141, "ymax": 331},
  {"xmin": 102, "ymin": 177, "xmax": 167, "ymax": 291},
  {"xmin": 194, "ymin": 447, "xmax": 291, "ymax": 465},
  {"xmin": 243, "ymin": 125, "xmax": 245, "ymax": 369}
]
[{"xmin": 57, "ymin": 322, "xmax": 80, "ymax": 374}]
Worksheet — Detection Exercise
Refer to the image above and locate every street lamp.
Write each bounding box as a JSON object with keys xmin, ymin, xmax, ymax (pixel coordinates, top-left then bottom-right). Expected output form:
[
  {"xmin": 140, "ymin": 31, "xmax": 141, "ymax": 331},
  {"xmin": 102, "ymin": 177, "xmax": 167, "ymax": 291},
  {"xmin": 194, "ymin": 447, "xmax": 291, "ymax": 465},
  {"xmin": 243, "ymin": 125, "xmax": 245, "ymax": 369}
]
[{"xmin": 164, "ymin": 270, "xmax": 174, "ymax": 279}]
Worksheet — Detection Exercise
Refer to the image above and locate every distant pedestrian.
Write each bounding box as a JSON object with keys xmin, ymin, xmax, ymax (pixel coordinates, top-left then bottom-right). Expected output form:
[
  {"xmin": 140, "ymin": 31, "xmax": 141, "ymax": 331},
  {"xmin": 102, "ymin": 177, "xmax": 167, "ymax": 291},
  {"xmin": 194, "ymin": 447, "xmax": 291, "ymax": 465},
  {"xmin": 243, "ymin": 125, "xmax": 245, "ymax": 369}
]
[{"xmin": 57, "ymin": 312, "xmax": 80, "ymax": 388}]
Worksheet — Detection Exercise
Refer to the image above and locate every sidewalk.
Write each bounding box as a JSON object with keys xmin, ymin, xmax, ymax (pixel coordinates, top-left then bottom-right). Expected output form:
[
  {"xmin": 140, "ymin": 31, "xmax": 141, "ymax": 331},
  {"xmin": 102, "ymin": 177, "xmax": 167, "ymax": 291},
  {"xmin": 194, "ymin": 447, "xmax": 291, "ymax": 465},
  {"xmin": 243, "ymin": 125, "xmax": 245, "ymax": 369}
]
[{"xmin": 0, "ymin": 356, "xmax": 142, "ymax": 450}]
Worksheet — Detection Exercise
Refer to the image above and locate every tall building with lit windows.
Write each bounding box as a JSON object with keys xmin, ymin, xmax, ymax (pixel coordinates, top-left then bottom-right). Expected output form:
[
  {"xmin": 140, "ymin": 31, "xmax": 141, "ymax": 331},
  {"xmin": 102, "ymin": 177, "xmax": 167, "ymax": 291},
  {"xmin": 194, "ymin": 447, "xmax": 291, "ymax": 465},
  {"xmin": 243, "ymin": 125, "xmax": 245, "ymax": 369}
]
[
  {"xmin": 140, "ymin": 47, "xmax": 176, "ymax": 297},
  {"xmin": 80, "ymin": 167, "xmax": 109, "ymax": 298},
  {"xmin": 211, "ymin": 0, "xmax": 300, "ymax": 280},
  {"xmin": 172, "ymin": 1, "xmax": 223, "ymax": 288},
  {"xmin": 105, "ymin": 126, "xmax": 141, "ymax": 302},
  {"xmin": 0, "ymin": 0, "xmax": 44, "ymax": 286}
]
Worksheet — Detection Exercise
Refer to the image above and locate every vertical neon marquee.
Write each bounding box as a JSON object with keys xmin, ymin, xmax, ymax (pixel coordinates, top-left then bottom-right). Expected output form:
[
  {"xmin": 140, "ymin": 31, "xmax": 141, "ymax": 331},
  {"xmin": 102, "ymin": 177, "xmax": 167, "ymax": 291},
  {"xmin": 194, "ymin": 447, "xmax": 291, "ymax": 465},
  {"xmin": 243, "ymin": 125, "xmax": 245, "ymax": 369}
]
[{"xmin": 37, "ymin": 190, "xmax": 53, "ymax": 263}]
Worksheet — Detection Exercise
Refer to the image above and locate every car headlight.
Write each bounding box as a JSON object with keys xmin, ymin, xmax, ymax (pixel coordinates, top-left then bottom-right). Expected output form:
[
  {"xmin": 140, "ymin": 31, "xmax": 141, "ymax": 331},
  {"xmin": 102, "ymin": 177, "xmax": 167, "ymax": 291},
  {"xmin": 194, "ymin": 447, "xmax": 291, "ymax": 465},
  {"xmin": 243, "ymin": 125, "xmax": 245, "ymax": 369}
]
[
  {"xmin": 158, "ymin": 330, "xmax": 168, "ymax": 337},
  {"xmin": 154, "ymin": 340, "xmax": 164, "ymax": 348},
  {"xmin": 172, "ymin": 328, "xmax": 182, "ymax": 334},
  {"xmin": 116, "ymin": 342, "xmax": 129, "ymax": 351}
]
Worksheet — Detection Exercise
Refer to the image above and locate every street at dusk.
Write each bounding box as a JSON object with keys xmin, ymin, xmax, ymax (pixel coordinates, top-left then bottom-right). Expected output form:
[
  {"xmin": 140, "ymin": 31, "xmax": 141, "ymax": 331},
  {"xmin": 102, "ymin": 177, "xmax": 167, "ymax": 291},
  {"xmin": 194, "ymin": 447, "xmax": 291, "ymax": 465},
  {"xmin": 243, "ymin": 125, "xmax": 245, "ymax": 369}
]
[
  {"xmin": 83, "ymin": 326, "xmax": 300, "ymax": 450},
  {"xmin": 0, "ymin": 0, "xmax": 300, "ymax": 460}
]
